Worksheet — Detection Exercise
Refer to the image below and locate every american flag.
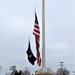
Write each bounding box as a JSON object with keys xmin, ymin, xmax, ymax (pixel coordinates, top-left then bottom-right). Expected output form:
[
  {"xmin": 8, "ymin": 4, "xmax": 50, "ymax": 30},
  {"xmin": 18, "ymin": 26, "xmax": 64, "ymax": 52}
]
[{"xmin": 33, "ymin": 12, "xmax": 41, "ymax": 66}]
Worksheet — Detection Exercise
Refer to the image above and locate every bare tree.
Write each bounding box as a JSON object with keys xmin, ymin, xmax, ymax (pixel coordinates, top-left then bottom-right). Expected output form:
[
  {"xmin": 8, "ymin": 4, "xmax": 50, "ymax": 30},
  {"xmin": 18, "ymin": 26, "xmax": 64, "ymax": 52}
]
[
  {"xmin": 22, "ymin": 68, "xmax": 31, "ymax": 75},
  {"xmin": 56, "ymin": 68, "xmax": 70, "ymax": 75}
]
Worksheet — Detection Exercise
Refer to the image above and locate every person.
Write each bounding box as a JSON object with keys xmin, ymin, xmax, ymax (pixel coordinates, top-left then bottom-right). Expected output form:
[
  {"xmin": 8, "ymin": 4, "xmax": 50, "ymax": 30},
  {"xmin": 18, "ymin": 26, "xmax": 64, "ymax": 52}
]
[
  {"xmin": 14, "ymin": 70, "xmax": 18, "ymax": 75},
  {"xmin": 18, "ymin": 70, "xmax": 22, "ymax": 75}
]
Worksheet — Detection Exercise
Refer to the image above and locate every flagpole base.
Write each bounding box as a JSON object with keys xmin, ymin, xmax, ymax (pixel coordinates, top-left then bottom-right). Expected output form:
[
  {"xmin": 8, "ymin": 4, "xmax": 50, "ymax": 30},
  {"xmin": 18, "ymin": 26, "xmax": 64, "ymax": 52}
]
[{"xmin": 35, "ymin": 70, "xmax": 54, "ymax": 75}]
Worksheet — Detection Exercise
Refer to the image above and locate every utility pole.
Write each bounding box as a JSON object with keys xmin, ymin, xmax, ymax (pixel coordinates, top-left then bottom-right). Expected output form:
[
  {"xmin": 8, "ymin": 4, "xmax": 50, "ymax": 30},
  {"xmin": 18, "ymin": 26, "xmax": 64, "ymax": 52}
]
[
  {"xmin": 59, "ymin": 62, "xmax": 64, "ymax": 68},
  {"xmin": 59, "ymin": 62, "xmax": 65, "ymax": 75},
  {"xmin": 73, "ymin": 71, "xmax": 75, "ymax": 75},
  {"xmin": 0, "ymin": 66, "xmax": 1, "ymax": 74}
]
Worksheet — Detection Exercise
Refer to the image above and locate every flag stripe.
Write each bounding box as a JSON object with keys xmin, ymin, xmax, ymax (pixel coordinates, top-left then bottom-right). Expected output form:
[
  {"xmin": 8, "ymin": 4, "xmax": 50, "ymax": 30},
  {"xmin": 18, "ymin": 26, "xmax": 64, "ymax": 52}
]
[
  {"xmin": 34, "ymin": 24, "xmax": 40, "ymax": 28},
  {"xmin": 33, "ymin": 33, "xmax": 40, "ymax": 40},
  {"xmin": 33, "ymin": 29, "xmax": 40, "ymax": 34},
  {"xmin": 35, "ymin": 39, "xmax": 40, "ymax": 50},
  {"xmin": 33, "ymin": 26, "xmax": 40, "ymax": 32}
]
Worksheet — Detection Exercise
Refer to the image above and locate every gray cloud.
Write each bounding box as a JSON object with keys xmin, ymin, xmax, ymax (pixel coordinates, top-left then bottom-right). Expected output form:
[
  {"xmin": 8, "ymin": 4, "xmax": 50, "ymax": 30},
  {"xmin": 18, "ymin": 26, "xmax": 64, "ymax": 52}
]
[{"xmin": 0, "ymin": 0, "xmax": 74, "ymax": 75}]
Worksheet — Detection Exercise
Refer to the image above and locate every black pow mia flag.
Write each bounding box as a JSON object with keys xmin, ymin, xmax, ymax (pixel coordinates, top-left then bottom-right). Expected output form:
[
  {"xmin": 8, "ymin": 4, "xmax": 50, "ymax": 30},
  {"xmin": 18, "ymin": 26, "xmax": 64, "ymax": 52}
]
[{"xmin": 26, "ymin": 40, "xmax": 36, "ymax": 65}]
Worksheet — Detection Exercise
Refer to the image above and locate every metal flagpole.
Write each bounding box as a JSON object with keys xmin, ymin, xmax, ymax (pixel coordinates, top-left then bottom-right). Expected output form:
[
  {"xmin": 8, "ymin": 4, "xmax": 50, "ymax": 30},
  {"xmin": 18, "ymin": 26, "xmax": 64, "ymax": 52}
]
[
  {"xmin": 36, "ymin": 0, "xmax": 53, "ymax": 75},
  {"xmin": 42, "ymin": 0, "xmax": 46, "ymax": 71}
]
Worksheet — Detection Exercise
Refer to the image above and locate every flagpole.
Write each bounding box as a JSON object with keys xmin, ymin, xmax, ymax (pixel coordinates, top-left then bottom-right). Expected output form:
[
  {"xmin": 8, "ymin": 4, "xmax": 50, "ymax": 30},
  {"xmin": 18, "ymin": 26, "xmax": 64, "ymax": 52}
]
[
  {"xmin": 35, "ymin": 0, "xmax": 53, "ymax": 75},
  {"xmin": 42, "ymin": 0, "xmax": 46, "ymax": 71}
]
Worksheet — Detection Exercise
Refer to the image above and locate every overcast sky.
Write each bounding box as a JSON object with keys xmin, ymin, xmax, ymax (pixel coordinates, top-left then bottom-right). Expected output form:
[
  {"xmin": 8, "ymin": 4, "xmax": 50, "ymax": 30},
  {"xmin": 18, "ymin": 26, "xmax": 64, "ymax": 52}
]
[{"xmin": 0, "ymin": 0, "xmax": 75, "ymax": 75}]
